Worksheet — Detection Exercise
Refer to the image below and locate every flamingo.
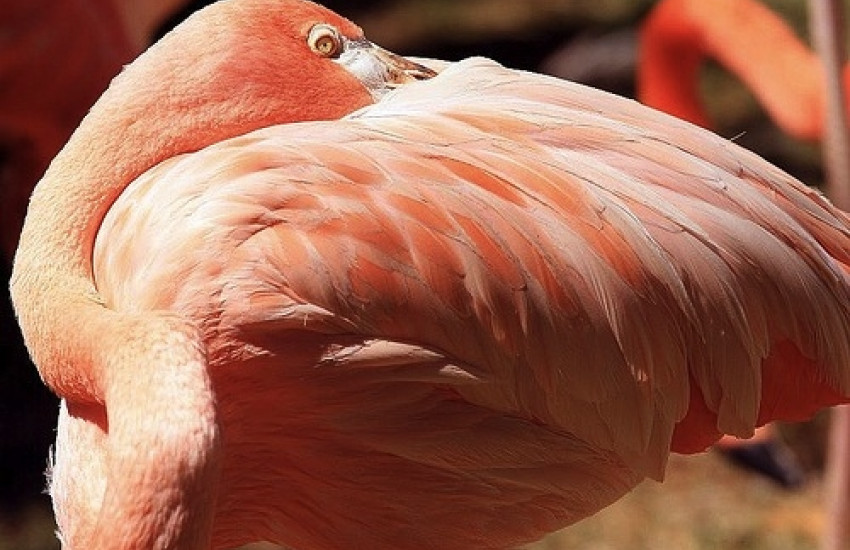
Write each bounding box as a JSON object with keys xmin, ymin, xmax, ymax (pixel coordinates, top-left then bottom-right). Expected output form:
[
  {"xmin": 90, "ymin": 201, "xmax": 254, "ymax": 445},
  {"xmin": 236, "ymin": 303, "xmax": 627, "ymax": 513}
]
[
  {"xmin": 637, "ymin": 0, "xmax": 850, "ymax": 141},
  {"xmin": 11, "ymin": 0, "xmax": 850, "ymax": 548}
]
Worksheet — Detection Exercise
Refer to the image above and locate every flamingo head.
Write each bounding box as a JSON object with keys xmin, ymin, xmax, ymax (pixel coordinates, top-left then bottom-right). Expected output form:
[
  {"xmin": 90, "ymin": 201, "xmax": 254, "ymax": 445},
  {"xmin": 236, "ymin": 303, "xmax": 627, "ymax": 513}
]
[
  {"xmin": 303, "ymin": 17, "xmax": 437, "ymax": 100},
  {"xmin": 134, "ymin": 0, "xmax": 438, "ymax": 129},
  {"xmin": 9, "ymin": 0, "xmax": 439, "ymax": 404}
]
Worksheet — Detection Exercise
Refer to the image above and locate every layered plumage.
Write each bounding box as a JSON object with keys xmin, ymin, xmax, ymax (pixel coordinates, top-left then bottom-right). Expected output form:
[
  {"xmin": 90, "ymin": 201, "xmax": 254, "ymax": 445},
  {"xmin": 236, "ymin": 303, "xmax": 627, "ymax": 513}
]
[{"xmin": 11, "ymin": 1, "xmax": 850, "ymax": 549}]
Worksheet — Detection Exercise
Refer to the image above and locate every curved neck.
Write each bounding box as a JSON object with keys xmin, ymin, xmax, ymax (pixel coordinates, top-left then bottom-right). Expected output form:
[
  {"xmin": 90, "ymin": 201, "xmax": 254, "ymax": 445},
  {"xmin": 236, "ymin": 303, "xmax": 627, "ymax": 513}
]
[
  {"xmin": 639, "ymin": 0, "xmax": 827, "ymax": 139},
  {"xmin": 9, "ymin": 8, "xmax": 372, "ymax": 402}
]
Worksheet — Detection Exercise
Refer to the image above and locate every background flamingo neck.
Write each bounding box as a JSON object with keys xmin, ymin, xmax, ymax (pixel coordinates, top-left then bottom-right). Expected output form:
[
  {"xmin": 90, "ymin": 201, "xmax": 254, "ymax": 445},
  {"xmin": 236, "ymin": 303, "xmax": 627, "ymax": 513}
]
[
  {"xmin": 638, "ymin": 0, "xmax": 709, "ymax": 128},
  {"xmin": 640, "ymin": 0, "xmax": 826, "ymax": 138}
]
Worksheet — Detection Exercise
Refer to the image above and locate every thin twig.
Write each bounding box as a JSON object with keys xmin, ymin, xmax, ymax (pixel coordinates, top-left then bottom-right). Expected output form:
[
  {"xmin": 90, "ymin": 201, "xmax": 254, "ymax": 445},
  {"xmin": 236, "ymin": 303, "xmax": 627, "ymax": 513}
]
[{"xmin": 810, "ymin": 1, "xmax": 850, "ymax": 549}]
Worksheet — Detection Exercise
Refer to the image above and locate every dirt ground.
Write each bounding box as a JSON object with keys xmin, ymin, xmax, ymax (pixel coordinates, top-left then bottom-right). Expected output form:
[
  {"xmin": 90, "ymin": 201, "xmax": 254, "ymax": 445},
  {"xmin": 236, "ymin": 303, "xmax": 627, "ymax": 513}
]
[{"xmin": 534, "ymin": 451, "xmax": 825, "ymax": 550}]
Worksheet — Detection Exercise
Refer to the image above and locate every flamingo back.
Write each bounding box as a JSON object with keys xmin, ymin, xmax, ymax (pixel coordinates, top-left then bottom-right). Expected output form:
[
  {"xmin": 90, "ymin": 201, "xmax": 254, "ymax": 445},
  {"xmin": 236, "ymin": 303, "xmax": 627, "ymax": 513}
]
[{"xmin": 87, "ymin": 58, "xmax": 850, "ymax": 548}]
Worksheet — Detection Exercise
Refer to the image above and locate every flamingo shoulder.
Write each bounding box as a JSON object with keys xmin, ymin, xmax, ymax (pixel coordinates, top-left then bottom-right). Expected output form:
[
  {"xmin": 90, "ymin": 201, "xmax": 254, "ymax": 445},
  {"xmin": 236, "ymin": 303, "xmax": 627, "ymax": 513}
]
[{"xmin": 95, "ymin": 58, "xmax": 850, "ymax": 480}]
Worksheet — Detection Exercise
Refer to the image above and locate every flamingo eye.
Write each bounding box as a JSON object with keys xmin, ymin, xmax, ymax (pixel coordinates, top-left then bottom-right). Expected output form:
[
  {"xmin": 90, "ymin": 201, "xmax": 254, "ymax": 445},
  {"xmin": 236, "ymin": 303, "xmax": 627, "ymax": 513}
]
[{"xmin": 308, "ymin": 24, "xmax": 343, "ymax": 58}]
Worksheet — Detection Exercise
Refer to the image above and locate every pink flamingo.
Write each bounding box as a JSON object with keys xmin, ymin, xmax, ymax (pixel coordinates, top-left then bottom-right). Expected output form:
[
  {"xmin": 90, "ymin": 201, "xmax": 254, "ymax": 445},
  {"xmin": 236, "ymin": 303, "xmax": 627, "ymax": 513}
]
[
  {"xmin": 637, "ymin": 0, "xmax": 845, "ymax": 141},
  {"xmin": 11, "ymin": 0, "xmax": 850, "ymax": 548}
]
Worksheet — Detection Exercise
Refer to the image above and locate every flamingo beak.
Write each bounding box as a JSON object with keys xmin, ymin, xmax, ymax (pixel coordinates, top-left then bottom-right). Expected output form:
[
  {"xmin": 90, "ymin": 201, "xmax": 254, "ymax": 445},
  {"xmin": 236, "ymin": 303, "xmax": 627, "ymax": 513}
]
[
  {"xmin": 368, "ymin": 44, "xmax": 439, "ymax": 87},
  {"xmin": 336, "ymin": 38, "xmax": 439, "ymax": 100}
]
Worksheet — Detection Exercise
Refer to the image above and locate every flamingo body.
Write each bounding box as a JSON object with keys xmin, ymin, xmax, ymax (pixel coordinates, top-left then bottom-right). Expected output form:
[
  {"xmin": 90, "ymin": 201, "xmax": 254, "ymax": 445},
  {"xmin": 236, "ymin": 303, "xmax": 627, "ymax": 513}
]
[
  {"xmin": 11, "ymin": 1, "xmax": 850, "ymax": 548},
  {"xmin": 88, "ymin": 59, "xmax": 850, "ymax": 547}
]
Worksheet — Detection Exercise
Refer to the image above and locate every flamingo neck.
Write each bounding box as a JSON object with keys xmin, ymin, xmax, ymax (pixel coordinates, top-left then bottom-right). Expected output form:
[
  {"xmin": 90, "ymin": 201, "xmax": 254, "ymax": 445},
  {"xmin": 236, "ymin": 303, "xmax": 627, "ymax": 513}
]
[{"xmin": 9, "ymin": 8, "xmax": 372, "ymax": 402}]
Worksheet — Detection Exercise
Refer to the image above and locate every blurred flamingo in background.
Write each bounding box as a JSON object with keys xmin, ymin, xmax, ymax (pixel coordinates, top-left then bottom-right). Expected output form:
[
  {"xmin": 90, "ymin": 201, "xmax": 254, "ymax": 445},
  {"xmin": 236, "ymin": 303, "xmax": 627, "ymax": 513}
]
[
  {"xmin": 12, "ymin": 0, "xmax": 850, "ymax": 548},
  {"xmin": 637, "ymin": 0, "xmax": 848, "ymax": 141}
]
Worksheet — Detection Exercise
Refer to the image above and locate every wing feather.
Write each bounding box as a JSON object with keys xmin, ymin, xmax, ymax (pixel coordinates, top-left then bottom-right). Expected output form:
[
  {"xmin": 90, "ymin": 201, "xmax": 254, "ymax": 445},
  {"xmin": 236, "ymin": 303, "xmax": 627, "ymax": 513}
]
[{"xmin": 94, "ymin": 58, "xmax": 850, "ymax": 480}]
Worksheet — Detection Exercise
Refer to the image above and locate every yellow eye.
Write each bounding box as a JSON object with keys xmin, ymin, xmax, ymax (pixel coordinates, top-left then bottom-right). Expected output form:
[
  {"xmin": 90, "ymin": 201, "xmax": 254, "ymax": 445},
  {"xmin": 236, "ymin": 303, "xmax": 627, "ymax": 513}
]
[{"xmin": 307, "ymin": 24, "xmax": 343, "ymax": 58}]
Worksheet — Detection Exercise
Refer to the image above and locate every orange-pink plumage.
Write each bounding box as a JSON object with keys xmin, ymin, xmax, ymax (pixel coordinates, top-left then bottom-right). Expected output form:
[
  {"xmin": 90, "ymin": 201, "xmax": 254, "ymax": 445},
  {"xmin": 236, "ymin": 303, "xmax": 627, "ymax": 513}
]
[{"xmin": 10, "ymin": 1, "xmax": 850, "ymax": 549}]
